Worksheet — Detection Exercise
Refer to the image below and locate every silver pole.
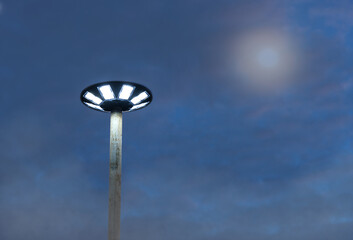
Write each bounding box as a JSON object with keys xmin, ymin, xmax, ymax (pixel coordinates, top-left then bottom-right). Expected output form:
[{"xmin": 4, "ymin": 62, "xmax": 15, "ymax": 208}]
[{"xmin": 108, "ymin": 111, "xmax": 122, "ymax": 240}]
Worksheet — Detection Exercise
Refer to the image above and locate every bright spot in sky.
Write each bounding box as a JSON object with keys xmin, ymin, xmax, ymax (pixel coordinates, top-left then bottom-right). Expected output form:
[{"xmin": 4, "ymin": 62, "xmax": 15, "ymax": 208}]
[
  {"xmin": 257, "ymin": 48, "xmax": 279, "ymax": 69},
  {"xmin": 227, "ymin": 29, "xmax": 299, "ymax": 93}
]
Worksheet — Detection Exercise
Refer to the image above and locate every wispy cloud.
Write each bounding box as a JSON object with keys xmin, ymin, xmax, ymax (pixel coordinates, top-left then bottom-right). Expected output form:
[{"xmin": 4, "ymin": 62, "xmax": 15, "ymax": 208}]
[{"xmin": 1, "ymin": 0, "xmax": 353, "ymax": 239}]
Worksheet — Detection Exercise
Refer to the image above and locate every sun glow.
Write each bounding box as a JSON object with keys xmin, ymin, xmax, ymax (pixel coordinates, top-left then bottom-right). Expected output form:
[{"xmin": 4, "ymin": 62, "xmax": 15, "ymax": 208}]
[
  {"xmin": 228, "ymin": 29, "xmax": 299, "ymax": 93},
  {"xmin": 257, "ymin": 47, "xmax": 279, "ymax": 69}
]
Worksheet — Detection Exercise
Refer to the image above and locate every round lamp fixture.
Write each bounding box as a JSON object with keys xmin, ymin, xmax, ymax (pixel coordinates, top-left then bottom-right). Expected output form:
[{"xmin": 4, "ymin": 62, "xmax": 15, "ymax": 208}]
[{"xmin": 80, "ymin": 81, "xmax": 153, "ymax": 112}]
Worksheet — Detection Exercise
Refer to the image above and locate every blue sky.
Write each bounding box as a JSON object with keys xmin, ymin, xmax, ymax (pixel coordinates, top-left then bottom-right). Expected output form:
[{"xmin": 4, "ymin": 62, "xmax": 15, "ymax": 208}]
[{"xmin": 1, "ymin": 0, "xmax": 353, "ymax": 239}]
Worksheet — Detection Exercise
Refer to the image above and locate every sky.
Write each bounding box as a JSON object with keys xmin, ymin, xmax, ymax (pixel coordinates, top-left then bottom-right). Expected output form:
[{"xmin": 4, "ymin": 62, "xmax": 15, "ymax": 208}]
[{"xmin": 1, "ymin": 0, "xmax": 353, "ymax": 239}]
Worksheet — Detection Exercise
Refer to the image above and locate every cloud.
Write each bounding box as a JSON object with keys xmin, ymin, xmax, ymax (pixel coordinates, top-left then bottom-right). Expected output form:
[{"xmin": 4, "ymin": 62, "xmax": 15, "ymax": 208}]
[
  {"xmin": 1, "ymin": 0, "xmax": 353, "ymax": 239},
  {"xmin": 310, "ymin": 1, "xmax": 353, "ymax": 38}
]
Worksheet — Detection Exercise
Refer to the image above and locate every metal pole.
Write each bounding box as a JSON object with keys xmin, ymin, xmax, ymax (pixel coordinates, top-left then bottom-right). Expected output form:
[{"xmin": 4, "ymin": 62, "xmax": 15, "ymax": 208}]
[{"xmin": 108, "ymin": 111, "xmax": 122, "ymax": 240}]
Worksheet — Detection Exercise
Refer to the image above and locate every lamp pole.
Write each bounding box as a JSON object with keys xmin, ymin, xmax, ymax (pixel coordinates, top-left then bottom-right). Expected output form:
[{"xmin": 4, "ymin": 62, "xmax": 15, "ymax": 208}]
[
  {"xmin": 109, "ymin": 111, "xmax": 122, "ymax": 240},
  {"xmin": 80, "ymin": 81, "xmax": 152, "ymax": 240}
]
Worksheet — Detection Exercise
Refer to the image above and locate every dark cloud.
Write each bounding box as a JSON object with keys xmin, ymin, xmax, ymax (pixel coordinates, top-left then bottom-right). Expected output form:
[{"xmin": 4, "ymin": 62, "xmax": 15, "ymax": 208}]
[{"xmin": 1, "ymin": 0, "xmax": 353, "ymax": 239}]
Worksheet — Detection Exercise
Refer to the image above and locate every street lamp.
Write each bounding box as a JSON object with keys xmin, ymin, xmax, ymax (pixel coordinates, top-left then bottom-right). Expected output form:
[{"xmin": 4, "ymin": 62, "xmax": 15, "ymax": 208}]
[{"xmin": 80, "ymin": 81, "xmax": 153, "ymax": 240}]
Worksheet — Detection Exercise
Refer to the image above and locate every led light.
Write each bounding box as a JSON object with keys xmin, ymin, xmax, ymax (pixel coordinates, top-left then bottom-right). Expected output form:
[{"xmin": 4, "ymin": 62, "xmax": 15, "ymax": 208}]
[
  {"xmin": 131, "ymin": 91, "xmax": 149, "ymax": 105},
  {"xmin": 118, "ymin": 85, "xmax": 134, "ymax": 100},
  {"xmin": 130, "ymin": 102, "xmax": 149, "ymax": 111},
  {"xmin": 81, "ymin": 81, "xmax": 152, "ymax": 112},
  {"xmin": 85, "ymin": 102, "xmax": 104, "ymax": 111},
  {"xmin": 84, "ymin": 92, "xmax": 103, "ymax": 105},
  {"xmin": 98, "ymin": 85, "xmax": 115, "ymax": 100}
]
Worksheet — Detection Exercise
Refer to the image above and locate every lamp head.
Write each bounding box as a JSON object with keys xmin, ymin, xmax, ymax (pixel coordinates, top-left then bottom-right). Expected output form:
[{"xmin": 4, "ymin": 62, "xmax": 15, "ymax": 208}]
[{"xmin": 80, "ymin": 81, "xmax": 152, "ymax": 112}]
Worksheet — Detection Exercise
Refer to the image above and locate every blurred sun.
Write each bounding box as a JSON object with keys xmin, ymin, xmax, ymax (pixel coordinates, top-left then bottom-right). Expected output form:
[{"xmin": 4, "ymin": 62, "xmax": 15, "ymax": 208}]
[
  {"xmin": 257, "ymin": 47, "xmax": 280, "ymax": 69},
  {"xmin": 227, "ymin": 29, "xmax": 299, "ymax": 93}
]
